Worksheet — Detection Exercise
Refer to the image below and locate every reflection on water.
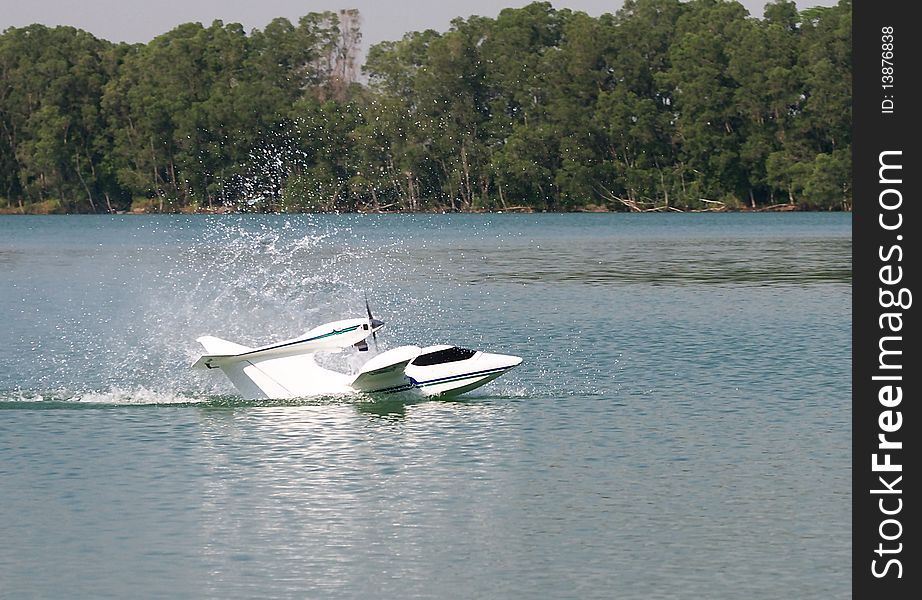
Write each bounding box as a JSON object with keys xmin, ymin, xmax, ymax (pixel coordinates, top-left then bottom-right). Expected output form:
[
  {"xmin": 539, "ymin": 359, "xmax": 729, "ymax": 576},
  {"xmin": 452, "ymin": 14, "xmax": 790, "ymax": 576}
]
[{"xmin": 423, "ymin": 236, "xmax": 851, "ymax": 285}]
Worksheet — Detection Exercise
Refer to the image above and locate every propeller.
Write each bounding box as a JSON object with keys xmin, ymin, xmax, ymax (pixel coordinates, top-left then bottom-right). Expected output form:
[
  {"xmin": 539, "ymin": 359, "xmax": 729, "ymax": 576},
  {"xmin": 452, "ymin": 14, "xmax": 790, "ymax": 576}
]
[{"xmin": 365, "ymin": 293, "xmax": 383, "ymax": 350}]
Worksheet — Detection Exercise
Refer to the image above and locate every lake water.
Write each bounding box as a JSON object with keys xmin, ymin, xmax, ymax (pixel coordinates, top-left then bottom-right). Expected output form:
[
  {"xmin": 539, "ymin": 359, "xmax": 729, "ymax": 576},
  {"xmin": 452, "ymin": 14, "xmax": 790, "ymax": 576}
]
[{"xmin": 0, "ymin": 213, "xmax": 851, "ymax": 598}]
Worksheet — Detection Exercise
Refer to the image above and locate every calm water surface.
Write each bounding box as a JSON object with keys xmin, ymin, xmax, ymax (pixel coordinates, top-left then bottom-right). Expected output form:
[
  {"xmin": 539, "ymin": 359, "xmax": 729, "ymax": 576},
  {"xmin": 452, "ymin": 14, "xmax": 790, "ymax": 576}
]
[{"xmin": 0, "ymin": 214, "xmax": 851, "ymax": 598}]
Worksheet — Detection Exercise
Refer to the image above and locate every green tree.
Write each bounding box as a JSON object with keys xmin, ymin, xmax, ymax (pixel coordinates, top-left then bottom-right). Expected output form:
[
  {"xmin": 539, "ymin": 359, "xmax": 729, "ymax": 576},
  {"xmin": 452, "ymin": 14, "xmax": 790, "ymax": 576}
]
[
  {"xmin": 0, "ymin": 2, "xmax": 853, "ymax": 213},
  {"xmin": 660, "ymin": 0, "xmax": 751, "ymax": 206},
  {"xmin": 0, "ymin": 25, "xmax": 114, "ymax": 211}
]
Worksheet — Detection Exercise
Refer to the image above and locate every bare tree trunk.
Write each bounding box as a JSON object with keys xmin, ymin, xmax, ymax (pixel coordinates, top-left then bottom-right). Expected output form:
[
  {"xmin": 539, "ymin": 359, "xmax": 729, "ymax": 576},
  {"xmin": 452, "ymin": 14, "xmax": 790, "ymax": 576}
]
[
  {"xmin": 659, "ymin": 168, "xmax": 669, "ymax": 208},
  {"xmin": 437, "ymin": 158, "xmax": 456, "ymax": 211},
  {"xmin": 679, "ymin": 164, "xmax": 687, "ymax": 199},
  {"xmin": 460, "ymin": 143, "xmax": 472, "ymax": 210},
  {"xmin": 405, "ymin": 171, "xmax": 417, "ymax": 211},
  {"xmin": 328, "ymin": 9, "xmax": 363, "ymax": 101},
  {"xmin": 74, "ymin": 156, "xmax": 97, "ymax": 213},
  {"xmin": 168, "ymin": 157, "xmax": 180, "ymax": 210},
  {"xmin": 387, "ymin": 158, "xmax": 408, "ymax": 209}
]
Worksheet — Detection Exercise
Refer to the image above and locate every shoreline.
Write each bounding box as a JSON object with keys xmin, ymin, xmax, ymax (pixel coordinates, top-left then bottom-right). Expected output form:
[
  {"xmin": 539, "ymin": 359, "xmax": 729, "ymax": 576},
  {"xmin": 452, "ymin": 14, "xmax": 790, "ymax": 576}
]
[{"xmin": 0, "ymin": 203, "xmax": 838, "ymax": 216}]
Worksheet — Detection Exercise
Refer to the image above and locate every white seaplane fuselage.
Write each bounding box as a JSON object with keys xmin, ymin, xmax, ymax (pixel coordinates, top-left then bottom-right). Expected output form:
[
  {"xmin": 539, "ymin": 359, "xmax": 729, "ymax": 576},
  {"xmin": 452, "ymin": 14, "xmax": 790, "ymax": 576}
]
[{"xmin": 192, "ymin": 317, "xmax": 522, "ymax": 400}]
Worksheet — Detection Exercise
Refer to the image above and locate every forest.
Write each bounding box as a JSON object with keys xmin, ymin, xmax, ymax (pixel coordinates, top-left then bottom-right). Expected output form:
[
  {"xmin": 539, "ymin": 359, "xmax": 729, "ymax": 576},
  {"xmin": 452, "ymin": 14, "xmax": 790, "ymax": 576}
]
[{"xmin": 0, "ymin": 0, "xmax": 851, "ymax": 213}]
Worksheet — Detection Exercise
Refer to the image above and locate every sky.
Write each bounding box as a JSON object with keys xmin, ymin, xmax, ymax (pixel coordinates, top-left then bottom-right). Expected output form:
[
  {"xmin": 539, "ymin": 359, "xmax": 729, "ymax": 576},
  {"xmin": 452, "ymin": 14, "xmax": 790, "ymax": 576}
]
[{"xmin": 1, "ymin": 0, "xmax": 841, "ymax": 50}]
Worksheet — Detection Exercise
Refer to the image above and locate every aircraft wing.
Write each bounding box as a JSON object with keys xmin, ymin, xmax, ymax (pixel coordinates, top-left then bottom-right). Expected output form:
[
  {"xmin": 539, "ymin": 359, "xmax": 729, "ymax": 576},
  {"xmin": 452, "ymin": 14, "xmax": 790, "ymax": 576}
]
[{"xmin": 350, "ymin": 345, "xmax": 421, "ymax": 392}]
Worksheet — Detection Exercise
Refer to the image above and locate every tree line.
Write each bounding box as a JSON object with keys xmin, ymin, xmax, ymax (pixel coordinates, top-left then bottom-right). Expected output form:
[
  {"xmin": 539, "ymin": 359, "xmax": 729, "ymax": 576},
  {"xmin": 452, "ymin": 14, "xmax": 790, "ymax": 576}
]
[{"xmin": 0, "ymin": 0, "xmax": 851, "ymax": 213}]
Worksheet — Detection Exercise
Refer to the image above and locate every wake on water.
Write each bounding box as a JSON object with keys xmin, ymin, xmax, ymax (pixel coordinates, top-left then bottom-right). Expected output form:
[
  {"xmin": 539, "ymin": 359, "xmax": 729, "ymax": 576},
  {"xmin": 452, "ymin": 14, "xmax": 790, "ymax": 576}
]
[{"xmin": 2, "ymin": 216, "xmax": 532, "ymax": 407}]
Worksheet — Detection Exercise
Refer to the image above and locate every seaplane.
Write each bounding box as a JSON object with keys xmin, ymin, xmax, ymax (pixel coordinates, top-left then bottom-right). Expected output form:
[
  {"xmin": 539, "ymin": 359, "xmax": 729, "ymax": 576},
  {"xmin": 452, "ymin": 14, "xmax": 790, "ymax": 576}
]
[{"xmin": 191, "ymin": 305, "xmax": 522, "ymax": 400}]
